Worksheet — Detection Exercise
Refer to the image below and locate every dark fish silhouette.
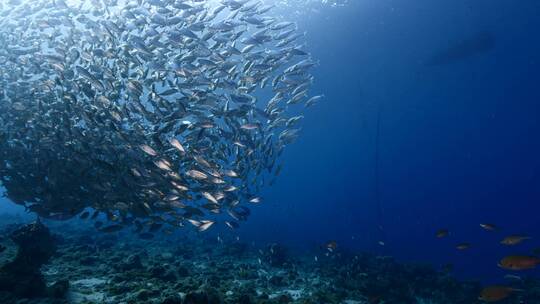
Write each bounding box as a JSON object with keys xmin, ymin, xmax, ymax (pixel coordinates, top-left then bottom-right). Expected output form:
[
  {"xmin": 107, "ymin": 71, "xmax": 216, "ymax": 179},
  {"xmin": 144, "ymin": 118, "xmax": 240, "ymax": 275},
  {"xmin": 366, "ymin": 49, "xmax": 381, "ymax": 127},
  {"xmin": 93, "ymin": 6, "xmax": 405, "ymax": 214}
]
[{"xmin": 426, "ymin": 31, "xmax": 495, "ymax": 66}]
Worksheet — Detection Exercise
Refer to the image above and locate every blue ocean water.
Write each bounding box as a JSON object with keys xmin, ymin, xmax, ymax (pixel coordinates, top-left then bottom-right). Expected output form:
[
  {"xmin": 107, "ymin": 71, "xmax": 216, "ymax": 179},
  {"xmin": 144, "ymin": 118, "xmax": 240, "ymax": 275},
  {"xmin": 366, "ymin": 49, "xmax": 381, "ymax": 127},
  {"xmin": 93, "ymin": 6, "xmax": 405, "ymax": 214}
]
[
  {"xmin": 238, "ymin": 0, "xmax": 540, "ymax": 283},
  {"xmin": 0, "ymin": 0, "xmax": 539, "ymax": 289}
]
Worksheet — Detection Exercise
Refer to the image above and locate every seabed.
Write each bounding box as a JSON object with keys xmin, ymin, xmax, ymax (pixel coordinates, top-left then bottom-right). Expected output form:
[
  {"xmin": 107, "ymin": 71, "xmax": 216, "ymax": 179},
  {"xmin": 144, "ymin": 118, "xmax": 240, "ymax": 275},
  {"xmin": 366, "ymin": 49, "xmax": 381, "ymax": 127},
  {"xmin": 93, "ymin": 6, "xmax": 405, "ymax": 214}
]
[{"xmin": 1, "ymin": 214, "xmax": 539, "ymax": 304}]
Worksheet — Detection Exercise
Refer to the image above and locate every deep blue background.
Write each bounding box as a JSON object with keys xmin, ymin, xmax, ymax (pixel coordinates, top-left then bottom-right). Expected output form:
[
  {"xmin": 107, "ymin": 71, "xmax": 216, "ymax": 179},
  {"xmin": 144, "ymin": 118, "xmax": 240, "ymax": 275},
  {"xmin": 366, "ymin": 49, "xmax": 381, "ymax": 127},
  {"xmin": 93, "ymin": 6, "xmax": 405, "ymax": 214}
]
[
  {"xmin": 1, "ymin": 0, "xmax": 539, "ymax": 284},
  {"xmin": 239, "ymin": 0, "xmax": 540, "ymax": 283}
]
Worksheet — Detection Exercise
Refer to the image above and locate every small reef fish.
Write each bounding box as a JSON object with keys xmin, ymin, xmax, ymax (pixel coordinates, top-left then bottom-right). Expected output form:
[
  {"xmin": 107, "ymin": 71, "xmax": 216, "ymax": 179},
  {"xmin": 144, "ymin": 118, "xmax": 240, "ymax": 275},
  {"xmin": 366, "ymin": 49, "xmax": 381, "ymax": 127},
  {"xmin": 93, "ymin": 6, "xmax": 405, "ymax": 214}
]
[
  {"xmin": 480, "ymin": 223, "xmax": 497, "ymax": 231},
  {"xmin": 326, "ymin": 241, "xmax": 338, "ymax": 252},
  {"xmin": 500, "ymin": 235, "xmax": 531, "ymax": 246},
  {"xmin": 498, "ymin": 255, "xmax": 540, "ymax": 271},
  {"xmin": 140, "ymin": 145, "xmax": 158, "ymax": 157},
  {"xmin": 249, "ymin": 197, "xmax": 261, "ymax": 204},
  {"xmin": 503, "ymin": 274, "xmax": 522, "ymax": 282},
  {"xmin": 188, "ymin": 219, "xmax": 215, "ymax": 232},
  {"xmin": 479, "ymin": 286, "xmax": 520, "ymax": 302},
  {"xmin": 456, "ymin": 243, "xmax": 471, "ymax": 250},
  {"xmin": 436, "ymin": 229, "xmax": 449, "ymax": 238}
]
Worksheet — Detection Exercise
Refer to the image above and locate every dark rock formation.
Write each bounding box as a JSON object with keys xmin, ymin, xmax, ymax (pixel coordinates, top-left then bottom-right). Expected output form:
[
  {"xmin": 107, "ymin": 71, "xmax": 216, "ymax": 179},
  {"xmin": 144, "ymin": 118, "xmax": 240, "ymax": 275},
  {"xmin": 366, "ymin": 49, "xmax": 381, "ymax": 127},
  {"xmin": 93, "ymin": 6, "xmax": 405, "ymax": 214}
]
[
  {"xmin": 237, "ymin": 294, "xmax": 253, "ymax": 304},
  {"xmin": 161, "ymin": 295, "xmax": 183, "ymax": 304},
  {"xmin": 262, "ymin": 243, "xmax": 289, "ymax": 267},
  {"xmin": 0, "ymin": 220, "xmax": 57, "ymax": 298},
  {"xmin": 184, "ymin": 291, "xmax": 209, "ymax": 304},
  {"xmin": 277, "ymin": 294, "xmax": 293, "ymax": 303}
]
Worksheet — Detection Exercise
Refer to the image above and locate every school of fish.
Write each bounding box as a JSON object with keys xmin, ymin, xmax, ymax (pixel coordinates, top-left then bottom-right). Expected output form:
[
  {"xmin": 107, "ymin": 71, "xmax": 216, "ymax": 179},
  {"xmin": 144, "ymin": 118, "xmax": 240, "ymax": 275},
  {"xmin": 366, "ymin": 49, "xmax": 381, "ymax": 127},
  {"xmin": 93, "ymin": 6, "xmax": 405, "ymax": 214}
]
[
  {"xmin": 0, "ymin": 0, "xmax": 322, "ymax": 235},
  {"xmin": 436, "ymin": 224, "xmax": 540, "ymax": 302}
]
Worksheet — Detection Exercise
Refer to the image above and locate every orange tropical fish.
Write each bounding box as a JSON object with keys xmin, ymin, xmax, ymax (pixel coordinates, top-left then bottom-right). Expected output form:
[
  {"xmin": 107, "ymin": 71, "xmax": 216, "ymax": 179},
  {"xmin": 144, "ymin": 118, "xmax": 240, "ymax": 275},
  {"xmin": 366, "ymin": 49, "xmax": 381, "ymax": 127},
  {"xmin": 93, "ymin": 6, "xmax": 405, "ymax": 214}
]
[
  {"xmin": 498, "ymin": 255, "xmax": 540, "ymax": 271},
  {"xmin": 479, "ymin": 286, "xmax": 520, "ymax": 302},
  {"xmin": 326, "ymin": 241, "xmax": 338, "ymax": 252}
]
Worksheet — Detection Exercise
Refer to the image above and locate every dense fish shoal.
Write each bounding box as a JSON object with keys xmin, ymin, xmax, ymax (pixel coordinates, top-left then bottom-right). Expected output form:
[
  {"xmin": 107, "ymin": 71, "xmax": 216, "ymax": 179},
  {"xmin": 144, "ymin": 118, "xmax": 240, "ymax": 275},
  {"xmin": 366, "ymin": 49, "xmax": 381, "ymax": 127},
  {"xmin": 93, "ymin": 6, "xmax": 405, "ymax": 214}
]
[{"xmin": 0, "ymin": 0, "xmax": 323, "ymax": 235}]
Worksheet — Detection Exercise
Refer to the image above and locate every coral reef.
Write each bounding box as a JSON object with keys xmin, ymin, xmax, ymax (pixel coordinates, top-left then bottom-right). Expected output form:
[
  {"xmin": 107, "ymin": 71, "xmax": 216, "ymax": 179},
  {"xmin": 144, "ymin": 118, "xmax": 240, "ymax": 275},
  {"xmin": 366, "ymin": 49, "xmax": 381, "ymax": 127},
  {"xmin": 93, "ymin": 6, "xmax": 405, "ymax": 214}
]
[{"xmin": 0, "ymin": 217, "xmax": 539, "ymax": 303}]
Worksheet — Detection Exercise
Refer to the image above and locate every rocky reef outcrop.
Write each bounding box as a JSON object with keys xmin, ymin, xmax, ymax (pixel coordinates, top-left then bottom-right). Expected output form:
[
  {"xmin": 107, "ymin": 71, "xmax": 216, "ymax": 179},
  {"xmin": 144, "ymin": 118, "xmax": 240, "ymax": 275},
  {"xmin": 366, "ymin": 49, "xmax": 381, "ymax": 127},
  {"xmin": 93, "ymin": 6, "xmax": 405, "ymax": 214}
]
[{"xmin": 0, "ymin": 220, "xmax": 67, "ymax": 300}]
